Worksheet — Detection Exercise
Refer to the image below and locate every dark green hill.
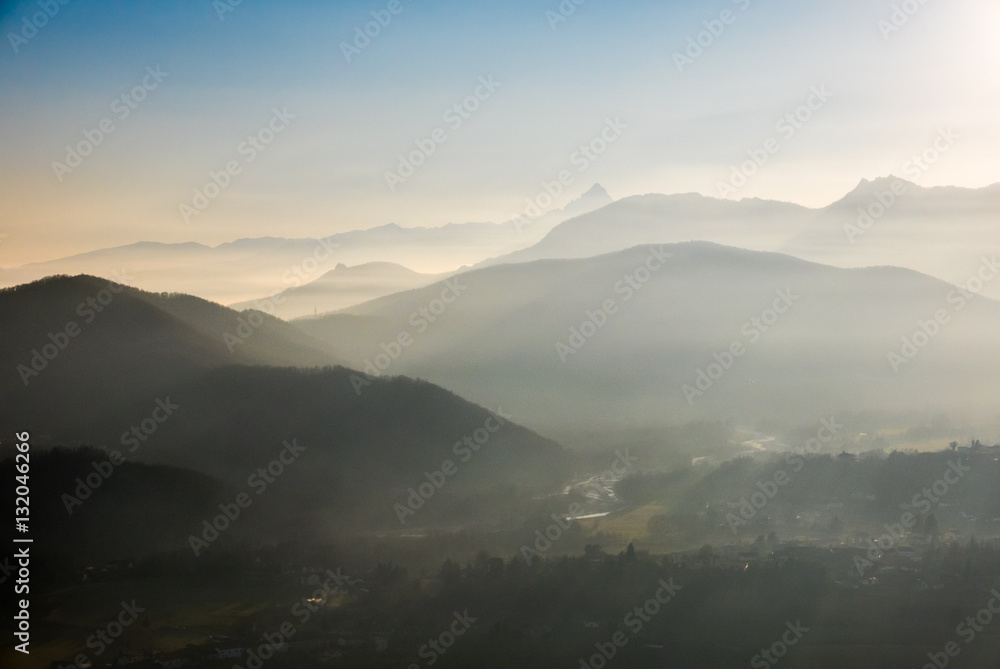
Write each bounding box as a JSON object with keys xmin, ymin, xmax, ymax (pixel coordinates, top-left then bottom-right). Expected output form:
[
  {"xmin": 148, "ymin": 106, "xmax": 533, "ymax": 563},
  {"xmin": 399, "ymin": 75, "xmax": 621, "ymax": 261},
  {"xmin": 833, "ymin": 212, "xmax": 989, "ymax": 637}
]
[{"xmin": 0, "ymin": 274, "xmax": 339, "ymax": 435}]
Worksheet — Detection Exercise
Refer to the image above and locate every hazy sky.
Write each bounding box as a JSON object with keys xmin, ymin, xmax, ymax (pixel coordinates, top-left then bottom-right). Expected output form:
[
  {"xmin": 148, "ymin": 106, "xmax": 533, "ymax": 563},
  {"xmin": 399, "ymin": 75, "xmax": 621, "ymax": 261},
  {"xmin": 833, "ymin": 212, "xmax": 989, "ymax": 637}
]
[{"xmin": 1, "ymin": 0, "xmax": 998, "ymax": 264}]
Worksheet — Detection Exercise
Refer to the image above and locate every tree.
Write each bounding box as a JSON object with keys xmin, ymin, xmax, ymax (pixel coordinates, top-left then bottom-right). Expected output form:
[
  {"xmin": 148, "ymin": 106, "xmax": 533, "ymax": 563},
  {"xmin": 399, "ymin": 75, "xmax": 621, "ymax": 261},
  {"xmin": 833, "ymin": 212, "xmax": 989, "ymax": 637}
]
[{"xmin": 924, "ymin": 513, "xmax": 939, "ymax": 538}]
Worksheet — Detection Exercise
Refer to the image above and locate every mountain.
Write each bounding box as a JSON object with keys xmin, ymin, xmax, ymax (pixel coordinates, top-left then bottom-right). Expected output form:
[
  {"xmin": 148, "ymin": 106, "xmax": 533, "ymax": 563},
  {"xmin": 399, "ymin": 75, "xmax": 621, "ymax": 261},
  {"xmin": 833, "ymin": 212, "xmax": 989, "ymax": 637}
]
[
  {"xmin": 473, "ymin": 192, "xmax": 810, "ymax": 269},
  {"xmin": 0, "ymin": 184, "xmax": 614, "ymax": 304},
  {"xmin": 67, "ymin": 365, "xmax": 569, "ymax": 529},
  {"xmin": 295, "ymin": 242, "xmax": 1000, "ymax": 441},
  {"xmin": 778, "ymin": 178, "xmax": 1000, "ymax": 296},
  {"xmin": 0, "ymin": 274, "xmax": 340, "ymax": 436},
  {"xmin": 550, "ymin": 183, "xmax": 613, "ymax": 220},
  {"xmin": 0, "ymin": 276, "xmax": 569, "ymax": 530},
  {"xmin": 229, "ymin": 261, "xmax": 448, "ymax": 319},
  {"xmin": 474, "ymin": 179, "xmax": 1000, "ymax": 300}
]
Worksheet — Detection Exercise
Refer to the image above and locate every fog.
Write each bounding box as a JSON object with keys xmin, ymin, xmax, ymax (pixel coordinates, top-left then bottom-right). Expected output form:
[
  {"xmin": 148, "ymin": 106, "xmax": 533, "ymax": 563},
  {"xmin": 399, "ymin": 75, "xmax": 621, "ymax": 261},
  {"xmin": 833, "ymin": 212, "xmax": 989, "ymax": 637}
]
[{"xmin": 3, "ymin": 2, "xmax": 1000, "ymax": 668}]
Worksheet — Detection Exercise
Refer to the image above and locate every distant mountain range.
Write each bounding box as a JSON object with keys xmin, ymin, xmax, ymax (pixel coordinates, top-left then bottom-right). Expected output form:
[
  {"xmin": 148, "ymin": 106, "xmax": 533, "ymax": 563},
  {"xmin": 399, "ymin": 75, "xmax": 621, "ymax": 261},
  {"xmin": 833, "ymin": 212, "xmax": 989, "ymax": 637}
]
[
  {"xmin": 296, "ymin": 242, "xmax": 1000, "ymax": 440},
  {"xmin": 229, "ymin": 261, "xmax": 448, "ymax": 320},
  {"xmin": 781, "ymin": 177, "xmax": 1000, "ymax": 296},
  {"xmin": 476, "ymin": 178, "xmax": 1000, "ymax": 300},
  {"xmin": 475, "ymin": 193, "xmax": 810, "ymax": 267},
  {"xmin": 6, "ymin": 179, "xmax": 996, "ymax": 315},
  {"xmin": 0, "ymin": 184, "xmax": 614, "ymax": 305}
]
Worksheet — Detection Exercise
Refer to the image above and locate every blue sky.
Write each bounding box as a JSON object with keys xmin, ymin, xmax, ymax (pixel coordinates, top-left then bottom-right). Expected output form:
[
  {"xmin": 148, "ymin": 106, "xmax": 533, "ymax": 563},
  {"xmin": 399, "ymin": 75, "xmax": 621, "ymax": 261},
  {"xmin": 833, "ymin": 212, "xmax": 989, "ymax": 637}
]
[{"xmin": 1, "ymin": 0, "xmax": 998, "ymax": 263}]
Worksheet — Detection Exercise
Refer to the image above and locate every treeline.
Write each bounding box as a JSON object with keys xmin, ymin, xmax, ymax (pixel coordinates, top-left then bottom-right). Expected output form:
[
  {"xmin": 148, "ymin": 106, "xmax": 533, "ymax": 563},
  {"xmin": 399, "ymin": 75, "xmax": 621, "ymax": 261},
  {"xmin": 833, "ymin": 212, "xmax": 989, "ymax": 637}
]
[{"xmin": 620, "ymin": 448, "xmax": 1000, "ymax": 547}]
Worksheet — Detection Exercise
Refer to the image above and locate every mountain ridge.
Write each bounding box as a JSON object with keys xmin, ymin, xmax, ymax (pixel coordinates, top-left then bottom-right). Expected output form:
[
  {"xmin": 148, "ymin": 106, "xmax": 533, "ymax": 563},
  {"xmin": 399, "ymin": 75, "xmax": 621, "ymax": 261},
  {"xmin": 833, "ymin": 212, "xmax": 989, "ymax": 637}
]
[{"xmin": 296, "ymin": 241, "xmax": 1000, "ymax": 440}]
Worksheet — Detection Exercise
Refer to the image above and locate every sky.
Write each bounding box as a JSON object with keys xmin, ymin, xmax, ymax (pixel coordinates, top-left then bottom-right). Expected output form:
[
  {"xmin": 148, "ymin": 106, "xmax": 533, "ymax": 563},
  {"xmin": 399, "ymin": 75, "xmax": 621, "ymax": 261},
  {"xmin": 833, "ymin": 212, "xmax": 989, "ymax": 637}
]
[{"xmin": 1, "ymin": 0, "xmax": 998, "ymax": 265}]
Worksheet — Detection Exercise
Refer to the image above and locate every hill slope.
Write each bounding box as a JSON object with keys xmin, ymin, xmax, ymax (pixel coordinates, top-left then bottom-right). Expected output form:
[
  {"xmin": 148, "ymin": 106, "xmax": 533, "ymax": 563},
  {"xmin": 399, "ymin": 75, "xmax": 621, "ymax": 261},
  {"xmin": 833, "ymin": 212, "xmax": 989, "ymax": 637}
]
[
  {"xmin": 0, "ymin": 274, "xmax": 339, "ymax": 435},
  {"xmin": 66, "ymin": 365, "xmax": 569, "ymax": 528},
  {"xmin": 1, "ymin": 276, "xmax": 570, "ymax": 530}
]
